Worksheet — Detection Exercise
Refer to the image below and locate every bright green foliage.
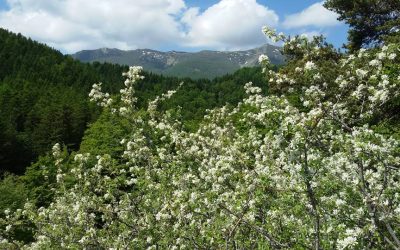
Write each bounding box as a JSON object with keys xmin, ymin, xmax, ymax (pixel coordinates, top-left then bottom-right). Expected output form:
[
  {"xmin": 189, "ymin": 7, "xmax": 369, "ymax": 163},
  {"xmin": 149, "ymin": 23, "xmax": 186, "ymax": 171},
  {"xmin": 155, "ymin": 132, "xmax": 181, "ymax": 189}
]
[
  {"xmin": 0, "ymin": 175, "xmax": 28, "ymax": 213},
  {"xmin": 79, "ymin": 111, "xmax": 130, "ymax": 158},
  {"xmin": 0, "ymin": 174, "xmax": 33, "ymax": 244},
  {"xmin": 21, "ymin": 154, "xmax": 62, "ymax": 208}
]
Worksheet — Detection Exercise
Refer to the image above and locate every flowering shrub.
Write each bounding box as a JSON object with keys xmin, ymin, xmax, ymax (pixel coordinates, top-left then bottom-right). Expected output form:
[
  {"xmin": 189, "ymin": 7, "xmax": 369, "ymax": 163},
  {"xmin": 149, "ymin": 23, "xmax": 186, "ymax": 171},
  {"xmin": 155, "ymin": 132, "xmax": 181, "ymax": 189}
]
[{"xmin": 1, "ymin": 29, "xmax": 399, "ymax": 249}]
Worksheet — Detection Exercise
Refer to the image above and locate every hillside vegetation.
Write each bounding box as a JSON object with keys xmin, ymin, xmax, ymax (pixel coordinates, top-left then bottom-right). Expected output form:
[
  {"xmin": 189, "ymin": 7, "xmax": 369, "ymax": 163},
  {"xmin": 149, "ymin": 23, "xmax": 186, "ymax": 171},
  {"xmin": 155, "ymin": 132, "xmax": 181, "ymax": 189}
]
[
  {"xmin": 0, "ymin": 28, "xmax": 126, "ymax": 174},
  {"xmin": 0, "ymin": 28, "xmax": 270, "ymax": 174},
  {"xmin": 0, "ymin": 1, "xmax": 399, "ymax": 248}
]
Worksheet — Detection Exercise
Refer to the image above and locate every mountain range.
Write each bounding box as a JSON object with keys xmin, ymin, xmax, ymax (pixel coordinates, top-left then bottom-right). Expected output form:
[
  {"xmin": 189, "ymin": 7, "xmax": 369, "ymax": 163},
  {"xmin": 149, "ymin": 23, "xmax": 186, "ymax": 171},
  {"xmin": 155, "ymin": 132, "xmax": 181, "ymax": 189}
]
[{"xmin": 71, "ymin": 44, "xmax": 285, "ymax": 79}]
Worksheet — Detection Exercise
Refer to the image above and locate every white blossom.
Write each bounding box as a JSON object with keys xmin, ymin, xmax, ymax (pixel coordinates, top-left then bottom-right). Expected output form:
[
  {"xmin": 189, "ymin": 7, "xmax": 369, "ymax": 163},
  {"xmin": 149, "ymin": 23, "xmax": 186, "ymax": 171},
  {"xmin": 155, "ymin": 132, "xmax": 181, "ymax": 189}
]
[{"xmin": 304, "ymin": 61, "xmax": 316, "ymax": 71}]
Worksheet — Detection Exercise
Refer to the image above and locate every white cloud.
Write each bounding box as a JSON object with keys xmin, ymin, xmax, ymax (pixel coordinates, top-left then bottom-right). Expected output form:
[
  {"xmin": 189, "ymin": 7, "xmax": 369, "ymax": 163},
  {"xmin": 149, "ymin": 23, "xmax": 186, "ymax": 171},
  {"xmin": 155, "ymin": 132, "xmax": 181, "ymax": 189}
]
[
  {"xmin": 0, "ymin": 0, "xmax": 311, "ymax": 53},
  {"xmin": 181, "ymin": 7, "xmax": 199, "ymax": 26},
  {"xmin": 182, "ymin": 0, "xmax": 279, "ymax": 50},
  {"xmin": 283, "ymin": 2, "xmax": 339, "ymax": 29},
  {"xmin": 0, "ymin": 0, "xmax": 187, "ymax": 53}
]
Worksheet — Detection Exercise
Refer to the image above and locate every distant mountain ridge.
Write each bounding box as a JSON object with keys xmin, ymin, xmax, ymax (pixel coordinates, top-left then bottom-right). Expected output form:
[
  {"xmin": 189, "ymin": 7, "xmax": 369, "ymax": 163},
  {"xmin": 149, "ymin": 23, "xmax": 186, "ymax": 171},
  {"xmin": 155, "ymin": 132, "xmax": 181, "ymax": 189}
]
[{"xmin": 71, "ymin": 44, "xmax": 285, "ymax": 79}]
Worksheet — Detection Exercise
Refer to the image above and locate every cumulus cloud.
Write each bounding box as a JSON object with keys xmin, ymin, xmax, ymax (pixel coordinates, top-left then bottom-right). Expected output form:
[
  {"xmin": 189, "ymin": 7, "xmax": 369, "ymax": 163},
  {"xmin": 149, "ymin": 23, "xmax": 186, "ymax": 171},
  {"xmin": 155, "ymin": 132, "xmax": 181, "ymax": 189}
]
[
  {"xmin": 182, "ymin": 0, "xmax": 279, "ymax": 50},
  {"xmin": 0, "ymin": 0, "xmax": 343, "ymax": 53},
  {"xmin": 282, "ymin": 2, "xmax": 340, "ymax": 29},
  {"xmin": 0, "ymin": 0, "xmax": 279, "ymax": 52},
  {"xmin": 0, "ymin": 0, "xmax": 187, "ymax": 52}
]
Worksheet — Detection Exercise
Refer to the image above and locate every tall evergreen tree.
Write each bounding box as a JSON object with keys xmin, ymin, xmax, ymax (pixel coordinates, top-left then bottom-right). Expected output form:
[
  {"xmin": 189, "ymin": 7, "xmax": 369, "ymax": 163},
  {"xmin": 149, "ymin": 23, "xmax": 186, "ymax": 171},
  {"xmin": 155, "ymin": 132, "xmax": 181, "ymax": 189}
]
[{"xmin": 324, "ymin": 0, "xmax": 400, "ymax": 51}]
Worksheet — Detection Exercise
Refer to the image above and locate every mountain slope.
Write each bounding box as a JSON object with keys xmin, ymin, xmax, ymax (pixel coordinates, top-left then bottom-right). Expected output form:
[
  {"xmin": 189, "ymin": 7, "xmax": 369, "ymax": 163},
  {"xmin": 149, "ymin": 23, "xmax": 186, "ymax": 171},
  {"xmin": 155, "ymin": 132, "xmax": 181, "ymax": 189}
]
[
  {"xmin": 0, "ymin": 28, "xmax": 270, "ymax": 174},
  {"xmin": 0, "ymin": 28, "xmax": 128, "ymax": 174},
  {"xmin": 71, "ymin": 44, "xmax": 285, "ymax": 79}
]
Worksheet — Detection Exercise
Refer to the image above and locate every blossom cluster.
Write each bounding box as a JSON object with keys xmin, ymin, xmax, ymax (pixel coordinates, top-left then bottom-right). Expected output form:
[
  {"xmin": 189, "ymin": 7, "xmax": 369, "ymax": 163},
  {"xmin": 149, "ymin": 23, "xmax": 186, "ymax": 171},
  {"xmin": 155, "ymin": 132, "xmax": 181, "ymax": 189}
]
[
  {"xmin": 1, "ymin": 29, "xmax": 399, "ymax": 249},
  {"xmin": 88, "ymin": 83, "xmax": 112, "ymax": 107}
]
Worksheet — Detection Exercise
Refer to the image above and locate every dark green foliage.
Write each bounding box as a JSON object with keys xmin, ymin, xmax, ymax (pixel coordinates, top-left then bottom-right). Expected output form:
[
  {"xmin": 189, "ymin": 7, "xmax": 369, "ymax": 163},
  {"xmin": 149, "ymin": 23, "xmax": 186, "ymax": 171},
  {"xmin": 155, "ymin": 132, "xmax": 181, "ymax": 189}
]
[
  {"xmin": 324, "ymin": 0, "xmax": 400, "ymax": 51},
  {"xmin": 0, "ymin": 27, "xmax": 270, "ymax": 175},
  {"xmin": 0, "ymin": 28, "xmax": 127, "ymax": 174},
  {"xmin": 24, "ymin": 86, "xmax": 91, "ymax": 154},
  {"xmin": 0, "ymin": 28, "xmax": 126, "ymax": 91}
]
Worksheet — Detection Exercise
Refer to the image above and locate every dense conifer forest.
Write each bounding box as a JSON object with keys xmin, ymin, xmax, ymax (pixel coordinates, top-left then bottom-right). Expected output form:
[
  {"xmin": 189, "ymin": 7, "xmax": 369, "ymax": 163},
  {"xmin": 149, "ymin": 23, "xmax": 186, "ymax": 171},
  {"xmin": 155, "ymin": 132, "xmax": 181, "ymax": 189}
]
[{"xmin": 0, "ymin": 28, "xmax": 271, "ymax": 175}]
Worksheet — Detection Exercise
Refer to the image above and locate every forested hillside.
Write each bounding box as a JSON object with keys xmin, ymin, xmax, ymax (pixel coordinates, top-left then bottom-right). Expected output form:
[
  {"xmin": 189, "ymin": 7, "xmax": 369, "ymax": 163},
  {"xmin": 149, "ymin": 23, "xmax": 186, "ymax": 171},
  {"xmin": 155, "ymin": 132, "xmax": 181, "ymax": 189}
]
[
  {"xmin": 1, "ymin": 1, "xmax": 399, "ymax": 248},
  {"xmin": 0, "ymin": 28, "xmax": 126, "ymax": 174},
  {"xmin": 0, "ymin": 28, "xmax": 270, "ymax": 174}
]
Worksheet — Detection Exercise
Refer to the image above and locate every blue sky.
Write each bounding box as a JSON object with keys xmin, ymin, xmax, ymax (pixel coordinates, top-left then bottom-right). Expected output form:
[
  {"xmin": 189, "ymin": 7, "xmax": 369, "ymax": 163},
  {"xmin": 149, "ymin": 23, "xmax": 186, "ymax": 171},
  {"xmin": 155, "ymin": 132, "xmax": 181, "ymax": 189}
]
[
  {"xmin": 0, "ymin": 0, "xmax": 348, "ymax": 53},
  {"xmin": 187, "ymin": 0, "xmax": 319, "ymax": 14}
]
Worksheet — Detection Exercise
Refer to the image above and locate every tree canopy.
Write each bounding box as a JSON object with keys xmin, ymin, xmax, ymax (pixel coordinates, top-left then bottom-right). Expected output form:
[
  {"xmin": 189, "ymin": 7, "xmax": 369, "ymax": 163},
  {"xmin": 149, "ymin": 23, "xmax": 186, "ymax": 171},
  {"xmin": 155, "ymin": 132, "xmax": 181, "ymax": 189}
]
[
  {"xmin": 0, "ymin": 28, "xmax": 268, "ymax": 174},
  {"xmin": 324, "ymin": 0, "xmax": 400, "ymax": 51}
]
